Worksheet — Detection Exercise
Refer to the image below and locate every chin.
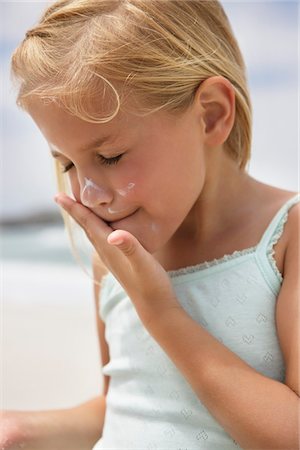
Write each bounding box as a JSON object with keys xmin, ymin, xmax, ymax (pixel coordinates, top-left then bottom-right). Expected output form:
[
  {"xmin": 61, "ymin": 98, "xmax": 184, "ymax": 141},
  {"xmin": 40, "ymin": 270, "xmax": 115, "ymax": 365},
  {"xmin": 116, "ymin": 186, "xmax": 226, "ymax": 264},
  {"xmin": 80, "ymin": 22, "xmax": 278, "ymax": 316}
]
[
  {"xmin": 139, "ymin": 239, "xmax": 158, "ymax": 254},
  {"xmin": 119, "ymin": 226, "xmax": 161, "ymax": 254}
]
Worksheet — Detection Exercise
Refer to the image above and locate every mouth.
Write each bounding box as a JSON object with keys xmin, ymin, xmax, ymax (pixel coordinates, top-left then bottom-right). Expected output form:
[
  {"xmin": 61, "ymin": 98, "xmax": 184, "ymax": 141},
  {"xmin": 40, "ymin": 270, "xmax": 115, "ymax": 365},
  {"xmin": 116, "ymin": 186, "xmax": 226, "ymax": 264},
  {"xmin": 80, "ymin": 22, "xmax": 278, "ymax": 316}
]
[{"xmin": 106, "ymin": 208, "xmax": 139, "ymax": 227}]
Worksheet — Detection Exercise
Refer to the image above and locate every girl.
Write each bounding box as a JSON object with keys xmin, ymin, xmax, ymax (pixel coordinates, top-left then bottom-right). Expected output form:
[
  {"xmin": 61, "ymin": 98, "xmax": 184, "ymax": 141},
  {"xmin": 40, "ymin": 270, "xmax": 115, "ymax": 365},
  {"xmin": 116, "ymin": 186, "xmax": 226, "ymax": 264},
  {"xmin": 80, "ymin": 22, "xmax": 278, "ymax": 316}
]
[{"xmin": 4, "ymin": 0, "xmax": 299, "ymax": 449}]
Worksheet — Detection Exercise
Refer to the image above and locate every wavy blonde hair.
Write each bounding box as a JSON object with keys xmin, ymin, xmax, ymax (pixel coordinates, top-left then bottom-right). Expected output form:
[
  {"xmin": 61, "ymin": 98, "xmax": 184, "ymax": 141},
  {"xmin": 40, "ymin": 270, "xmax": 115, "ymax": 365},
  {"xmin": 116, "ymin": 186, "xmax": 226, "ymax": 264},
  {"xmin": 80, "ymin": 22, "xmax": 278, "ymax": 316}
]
[
  {"xmin": 12, "ymin": 0, "xmax": 252, "ymax": 163},
  {"xmin": 11, "ymin": 0, "xmax": 252, "ymax": 274}
]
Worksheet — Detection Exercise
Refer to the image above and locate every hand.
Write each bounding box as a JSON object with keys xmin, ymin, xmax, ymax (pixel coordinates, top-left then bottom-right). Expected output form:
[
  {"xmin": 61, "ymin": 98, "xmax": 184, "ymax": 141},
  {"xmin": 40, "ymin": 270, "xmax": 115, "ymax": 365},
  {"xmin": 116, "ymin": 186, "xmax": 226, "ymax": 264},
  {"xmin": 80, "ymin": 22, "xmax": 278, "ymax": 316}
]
[{"xmin": 55, "ymin": 193, "xmax": 182, "ymax": 329}]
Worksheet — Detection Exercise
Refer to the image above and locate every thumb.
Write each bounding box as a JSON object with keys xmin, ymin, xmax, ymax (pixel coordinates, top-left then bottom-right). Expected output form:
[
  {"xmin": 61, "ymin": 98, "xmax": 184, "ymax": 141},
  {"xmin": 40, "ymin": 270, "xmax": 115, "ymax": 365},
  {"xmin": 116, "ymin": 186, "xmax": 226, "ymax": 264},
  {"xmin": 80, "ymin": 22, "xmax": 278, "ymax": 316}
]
[{"xmin": 107, "ymin": 229, "xmax": 146, "ymax": 263}]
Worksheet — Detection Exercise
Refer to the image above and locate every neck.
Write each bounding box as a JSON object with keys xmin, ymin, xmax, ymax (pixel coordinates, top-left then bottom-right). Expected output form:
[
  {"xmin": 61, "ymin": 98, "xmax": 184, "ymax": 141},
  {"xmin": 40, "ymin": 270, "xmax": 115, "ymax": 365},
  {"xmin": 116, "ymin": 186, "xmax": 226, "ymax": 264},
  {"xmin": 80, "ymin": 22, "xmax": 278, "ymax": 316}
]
[
  {"xmin": 155, "ymin": 148, "xmax": 257, "ymax": 268},
  {"xmin": 185, "ymin": 150, "xmax": 252, "ymax": 244}
]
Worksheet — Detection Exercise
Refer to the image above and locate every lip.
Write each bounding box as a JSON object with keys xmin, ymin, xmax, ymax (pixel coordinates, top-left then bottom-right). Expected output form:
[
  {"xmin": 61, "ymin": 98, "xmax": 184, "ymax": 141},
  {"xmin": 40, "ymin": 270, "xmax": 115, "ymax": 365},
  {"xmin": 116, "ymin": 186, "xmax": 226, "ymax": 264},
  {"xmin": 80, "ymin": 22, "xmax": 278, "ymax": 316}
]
[{"xmin": 106, "ymin": 208, "xmax": 139, "ymax": 226}]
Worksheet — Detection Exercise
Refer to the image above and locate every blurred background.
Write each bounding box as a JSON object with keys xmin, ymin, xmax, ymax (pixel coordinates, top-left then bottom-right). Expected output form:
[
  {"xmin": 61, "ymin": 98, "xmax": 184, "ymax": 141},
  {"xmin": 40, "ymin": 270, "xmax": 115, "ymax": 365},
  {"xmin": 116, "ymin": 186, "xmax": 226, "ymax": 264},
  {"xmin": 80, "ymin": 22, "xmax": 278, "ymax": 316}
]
[{"xmin": 1, "ymin": 1, "xmax": 299, "ymax": 411}]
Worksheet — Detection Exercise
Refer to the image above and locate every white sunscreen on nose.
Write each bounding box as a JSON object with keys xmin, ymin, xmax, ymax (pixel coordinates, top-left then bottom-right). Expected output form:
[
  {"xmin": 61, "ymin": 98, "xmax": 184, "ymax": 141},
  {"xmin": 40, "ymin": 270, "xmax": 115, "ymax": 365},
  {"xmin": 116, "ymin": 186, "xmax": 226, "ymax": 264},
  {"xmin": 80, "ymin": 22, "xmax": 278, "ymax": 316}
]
[
  {"xmin": 81, "ymin": 177, "xmax": 108, "ymax": 207},
  {"xmin": 81, "ymin": 179, "xmax": 136, "ymax": 209}
]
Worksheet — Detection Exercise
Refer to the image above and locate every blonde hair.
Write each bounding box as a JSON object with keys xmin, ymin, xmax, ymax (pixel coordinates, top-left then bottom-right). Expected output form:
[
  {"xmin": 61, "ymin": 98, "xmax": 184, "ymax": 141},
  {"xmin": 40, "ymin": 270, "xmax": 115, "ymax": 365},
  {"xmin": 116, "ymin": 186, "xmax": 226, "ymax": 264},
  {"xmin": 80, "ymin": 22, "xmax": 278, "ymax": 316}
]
[
  {"xmin": 11, "ymin": 0, "xmax": 253, "ymax": 277},
  {"xmin": 12, "ymin": 0, "xmax": 252, "ymax": 164}
]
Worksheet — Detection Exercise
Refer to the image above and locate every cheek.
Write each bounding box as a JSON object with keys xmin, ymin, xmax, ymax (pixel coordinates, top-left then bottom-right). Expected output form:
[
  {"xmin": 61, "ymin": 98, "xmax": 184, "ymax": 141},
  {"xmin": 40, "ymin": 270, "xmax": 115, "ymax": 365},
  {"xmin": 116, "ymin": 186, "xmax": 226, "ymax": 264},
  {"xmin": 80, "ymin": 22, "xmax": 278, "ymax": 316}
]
[
  {"xmin": 114, "ymin": 165, "xmax": 144, "ymax": 200},
  {"xmin": 115, "ymin": 181, "xmax": 136, "ymax": 197}
]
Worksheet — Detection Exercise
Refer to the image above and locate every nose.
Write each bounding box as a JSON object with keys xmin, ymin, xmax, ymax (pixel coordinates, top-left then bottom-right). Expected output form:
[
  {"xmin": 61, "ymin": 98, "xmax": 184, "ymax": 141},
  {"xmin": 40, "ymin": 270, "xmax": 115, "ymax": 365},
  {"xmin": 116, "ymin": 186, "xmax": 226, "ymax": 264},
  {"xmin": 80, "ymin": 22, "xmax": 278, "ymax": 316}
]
[{"xmin": 80, "ymin": 177, "xmax": 113, "ymax": 208}]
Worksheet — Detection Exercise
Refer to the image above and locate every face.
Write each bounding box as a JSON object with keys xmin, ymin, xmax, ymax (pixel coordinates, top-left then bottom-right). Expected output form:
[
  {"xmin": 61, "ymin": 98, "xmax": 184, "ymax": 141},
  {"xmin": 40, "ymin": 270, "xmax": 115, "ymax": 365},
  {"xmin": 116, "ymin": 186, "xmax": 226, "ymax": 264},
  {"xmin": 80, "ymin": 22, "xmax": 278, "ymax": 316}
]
[{"xmin": 28, "ymin": 99, "xmax": 207, "ymax": 253}]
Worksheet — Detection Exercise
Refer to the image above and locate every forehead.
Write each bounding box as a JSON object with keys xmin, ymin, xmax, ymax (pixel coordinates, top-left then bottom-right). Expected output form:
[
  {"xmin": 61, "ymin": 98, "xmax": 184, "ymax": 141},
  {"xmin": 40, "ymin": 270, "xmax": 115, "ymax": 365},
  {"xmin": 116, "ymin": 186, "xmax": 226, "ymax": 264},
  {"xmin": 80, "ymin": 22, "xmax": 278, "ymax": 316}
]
[
  {"xmin": 27, "ymin": 97, "xmax": 126, "ymax": 133},
  {"xmin": 26, "ymin": 97, "xmax": 133, "ymax": 153},
  {"xmin": 26, "ymin": 96, "xmax": 190, "ymax": 159}
]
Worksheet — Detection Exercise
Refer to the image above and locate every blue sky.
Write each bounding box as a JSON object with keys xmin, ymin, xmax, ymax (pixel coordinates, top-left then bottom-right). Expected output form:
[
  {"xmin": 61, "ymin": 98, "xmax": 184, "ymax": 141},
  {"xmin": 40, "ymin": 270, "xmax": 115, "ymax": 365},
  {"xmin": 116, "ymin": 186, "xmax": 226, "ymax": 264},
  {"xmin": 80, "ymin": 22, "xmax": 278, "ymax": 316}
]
[{"xmin": 1, "ymin": 1, "xmax": 299, "ymax": 220}]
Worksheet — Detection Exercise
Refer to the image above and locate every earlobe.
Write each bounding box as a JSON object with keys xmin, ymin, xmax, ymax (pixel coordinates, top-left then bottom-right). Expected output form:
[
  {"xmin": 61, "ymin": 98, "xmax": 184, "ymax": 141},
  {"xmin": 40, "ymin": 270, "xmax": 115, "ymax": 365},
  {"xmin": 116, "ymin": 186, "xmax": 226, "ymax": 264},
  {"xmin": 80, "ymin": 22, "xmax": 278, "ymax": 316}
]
[{"xmin": 195, "ymin": 76, "xmax": 235, "ymax": 147}]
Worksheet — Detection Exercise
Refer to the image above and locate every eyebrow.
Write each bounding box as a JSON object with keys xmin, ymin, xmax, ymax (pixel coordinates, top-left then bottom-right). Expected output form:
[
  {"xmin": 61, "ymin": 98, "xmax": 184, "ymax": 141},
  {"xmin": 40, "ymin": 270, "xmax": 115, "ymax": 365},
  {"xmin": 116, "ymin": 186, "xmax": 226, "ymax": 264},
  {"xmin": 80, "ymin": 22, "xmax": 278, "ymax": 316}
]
[{"xmin": 50, "ymin": 135, "xmax": 112, "ymax": 158}]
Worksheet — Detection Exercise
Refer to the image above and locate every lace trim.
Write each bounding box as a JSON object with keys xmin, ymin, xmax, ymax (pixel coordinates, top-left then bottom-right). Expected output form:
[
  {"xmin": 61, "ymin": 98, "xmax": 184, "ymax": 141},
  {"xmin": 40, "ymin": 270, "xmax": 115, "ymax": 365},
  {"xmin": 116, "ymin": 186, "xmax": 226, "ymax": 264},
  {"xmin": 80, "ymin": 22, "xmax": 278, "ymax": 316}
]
[
  {"xmin": 266, "ymin": 212, "xmax": 289, "ymax": 284},
  {"xmin": 167, "ymin": 245, "xmax": 257, "ymax": 278}
]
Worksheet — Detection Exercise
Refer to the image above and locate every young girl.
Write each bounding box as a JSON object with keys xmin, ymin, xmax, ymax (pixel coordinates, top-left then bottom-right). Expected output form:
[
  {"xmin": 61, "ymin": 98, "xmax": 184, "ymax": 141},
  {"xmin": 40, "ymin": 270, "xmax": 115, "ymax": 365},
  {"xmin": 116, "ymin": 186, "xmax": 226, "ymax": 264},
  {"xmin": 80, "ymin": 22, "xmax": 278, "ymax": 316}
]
[{"xmin": 4, "ymin": 0, "xmax": 299, "ymax": 449}]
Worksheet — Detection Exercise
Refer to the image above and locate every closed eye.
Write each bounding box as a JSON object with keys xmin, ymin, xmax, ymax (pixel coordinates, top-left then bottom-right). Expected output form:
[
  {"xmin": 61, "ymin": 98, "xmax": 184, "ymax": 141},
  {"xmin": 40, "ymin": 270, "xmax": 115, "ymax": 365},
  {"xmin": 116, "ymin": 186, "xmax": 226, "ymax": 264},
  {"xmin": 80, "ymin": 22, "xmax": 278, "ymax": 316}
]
[
  {"xmin": 96, "ymin": 153, "xmax": 123, "ymax": 166},
  {"xmin": 61, "ymin": 153, "xmax": 123, "ymax": 173}
]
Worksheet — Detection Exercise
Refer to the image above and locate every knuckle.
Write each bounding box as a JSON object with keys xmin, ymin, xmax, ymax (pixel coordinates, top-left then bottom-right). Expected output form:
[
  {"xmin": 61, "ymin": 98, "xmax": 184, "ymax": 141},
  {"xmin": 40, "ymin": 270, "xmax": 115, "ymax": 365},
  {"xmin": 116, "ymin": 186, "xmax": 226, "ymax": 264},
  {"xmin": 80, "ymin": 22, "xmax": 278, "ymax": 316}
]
[{"xmin": 121, "ymin": 243, "xmax": 135, "ymax": 257}]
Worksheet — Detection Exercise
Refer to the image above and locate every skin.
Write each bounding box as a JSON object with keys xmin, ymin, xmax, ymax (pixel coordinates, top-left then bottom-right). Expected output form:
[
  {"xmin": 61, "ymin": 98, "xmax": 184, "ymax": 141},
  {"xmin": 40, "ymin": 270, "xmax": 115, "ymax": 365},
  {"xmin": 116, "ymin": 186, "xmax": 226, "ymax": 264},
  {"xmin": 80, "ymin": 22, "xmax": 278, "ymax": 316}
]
[{"xmin": 25, "ymin": 75, "xmax": 299, "ymax": 449}]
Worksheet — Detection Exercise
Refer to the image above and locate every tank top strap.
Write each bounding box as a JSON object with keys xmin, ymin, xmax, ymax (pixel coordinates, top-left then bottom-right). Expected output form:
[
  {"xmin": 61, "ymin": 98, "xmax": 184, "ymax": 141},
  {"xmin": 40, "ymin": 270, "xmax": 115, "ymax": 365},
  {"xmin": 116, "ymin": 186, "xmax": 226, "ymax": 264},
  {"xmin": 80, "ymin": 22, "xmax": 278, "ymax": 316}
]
[
  {"xmin": 254, "ymin": 193, "xmax": 300, "ymax": 294},
  {"xmin": 257, "ymin": 193, "xmax": 300, "ymax": 252}
]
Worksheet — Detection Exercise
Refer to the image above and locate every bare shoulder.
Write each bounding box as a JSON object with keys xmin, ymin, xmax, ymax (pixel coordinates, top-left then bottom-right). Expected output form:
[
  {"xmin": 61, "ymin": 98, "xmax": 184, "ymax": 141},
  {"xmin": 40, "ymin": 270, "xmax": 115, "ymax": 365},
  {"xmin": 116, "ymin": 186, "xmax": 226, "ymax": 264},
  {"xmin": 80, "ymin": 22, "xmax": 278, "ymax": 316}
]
[
  {"xmin": 245, "ymin": 178, "xmax": 297, "ymax": 225},
  {"xmin": 261, "ymin": 184, "xmax": 298, "ymax": 210},
  {"xmin": 283, "ymin": 196, "xmax": 299, "ymax": 278},
  {"xmin": 245, "ymin": 181, "xmax": 298, "ymax": 275},
  {"xmin": 275, "ymin": 195, "xmax": 299, "ymax": 396},
  {"xmin": 282, "ymin": 193, "xmax": 299, "ymax": 241},
  {"xmin": 270, "ymin": 187, "xmax": 299, "ymax": 256}
]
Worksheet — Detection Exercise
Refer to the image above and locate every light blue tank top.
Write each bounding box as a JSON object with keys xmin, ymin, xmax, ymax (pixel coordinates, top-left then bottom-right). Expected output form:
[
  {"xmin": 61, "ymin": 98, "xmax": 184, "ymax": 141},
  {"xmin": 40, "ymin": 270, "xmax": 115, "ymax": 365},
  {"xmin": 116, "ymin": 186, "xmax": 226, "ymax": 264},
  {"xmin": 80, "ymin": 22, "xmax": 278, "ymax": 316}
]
[{"xmin": 92, "ymin": 193, "xmax": 299, "ymax": 450}]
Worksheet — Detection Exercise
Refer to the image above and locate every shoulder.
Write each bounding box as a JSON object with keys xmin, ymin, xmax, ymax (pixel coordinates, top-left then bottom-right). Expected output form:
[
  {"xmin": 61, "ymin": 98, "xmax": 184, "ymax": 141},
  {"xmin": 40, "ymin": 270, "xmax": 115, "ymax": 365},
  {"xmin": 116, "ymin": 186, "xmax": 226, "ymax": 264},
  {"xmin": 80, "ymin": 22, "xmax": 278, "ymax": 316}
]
[
  {"xmin": 246, "ymin": 180, "xmax": 297, "ymax": 237},
  {"xmin": 266, "ymin": 187, "xmax": 299, "ymax": 218},
  {"xmin": 278, "ymin": 190, "xmax": 299, "ymax": 268},
  {"xmin": 275, "ymin": 193, "xmax": 299, "ymax": 396},
  {"xmin": 283, "ymin": 194, "xmax": 299, "ymax": 243},
  {"xmin": 259, "ymin": 186, "xmax": 298, "ymax": 255},
  {"xmin": 283, "ymin": 196, "xmax": 299, "ymax": 282},
  {"xmin": 251, "ymin": 184, "xmax": 298, "ymax": 275}
]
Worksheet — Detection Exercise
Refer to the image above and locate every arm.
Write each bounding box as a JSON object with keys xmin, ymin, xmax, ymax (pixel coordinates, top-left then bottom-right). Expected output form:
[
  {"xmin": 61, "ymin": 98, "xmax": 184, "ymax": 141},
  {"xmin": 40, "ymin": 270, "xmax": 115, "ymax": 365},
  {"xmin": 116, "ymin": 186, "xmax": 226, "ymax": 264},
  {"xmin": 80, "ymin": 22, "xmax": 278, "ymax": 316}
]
[
  {"xmin": 149, "ymin": 205, "xmax": 300, "ymax": 450},
  {"xmin": 92, "ymin": 252, "xmax": 111, "ymax": 397},
  {"xmin": 1, "ymin": 397, "xmax": 106, "ymax": 450},
  {"xmin": 1, "ymin": 254, "xmax": 110, "ymax": 450}
]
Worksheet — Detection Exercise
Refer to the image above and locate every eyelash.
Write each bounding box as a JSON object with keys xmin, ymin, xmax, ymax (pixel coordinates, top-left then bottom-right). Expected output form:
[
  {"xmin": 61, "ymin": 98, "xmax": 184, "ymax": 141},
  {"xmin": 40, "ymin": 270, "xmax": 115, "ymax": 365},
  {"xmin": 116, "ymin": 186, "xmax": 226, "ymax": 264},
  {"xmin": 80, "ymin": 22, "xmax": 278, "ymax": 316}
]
[{"xmin": 61, "ymin": 153, "xmax": 123, "ymax": 173}]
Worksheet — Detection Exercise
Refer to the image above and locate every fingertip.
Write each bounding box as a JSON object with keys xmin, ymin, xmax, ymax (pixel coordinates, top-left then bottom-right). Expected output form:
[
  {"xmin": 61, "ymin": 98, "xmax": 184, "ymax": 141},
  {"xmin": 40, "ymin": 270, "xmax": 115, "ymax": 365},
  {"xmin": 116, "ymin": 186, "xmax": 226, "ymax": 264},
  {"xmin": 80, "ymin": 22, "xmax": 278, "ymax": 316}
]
[
  {"xmin": 54, "ymin": 194, "xmax": 63, "ymax": 205},
  {"xmin": 54, "ymin": 192, "xmax": 66, "ymax": 202},
  {"xmin": 107, "ymin": 230, "xmax": 124, "ymax": 246}
]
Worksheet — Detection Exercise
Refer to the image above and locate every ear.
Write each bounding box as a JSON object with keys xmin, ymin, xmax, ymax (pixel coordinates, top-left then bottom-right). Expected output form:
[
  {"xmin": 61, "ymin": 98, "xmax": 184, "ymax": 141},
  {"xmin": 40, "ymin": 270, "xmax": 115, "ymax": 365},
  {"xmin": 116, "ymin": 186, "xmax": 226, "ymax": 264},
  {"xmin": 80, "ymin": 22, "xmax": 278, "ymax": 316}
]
[{"xmin": 194, "ymin": 76, "xmax": 236, "ymax": 148}]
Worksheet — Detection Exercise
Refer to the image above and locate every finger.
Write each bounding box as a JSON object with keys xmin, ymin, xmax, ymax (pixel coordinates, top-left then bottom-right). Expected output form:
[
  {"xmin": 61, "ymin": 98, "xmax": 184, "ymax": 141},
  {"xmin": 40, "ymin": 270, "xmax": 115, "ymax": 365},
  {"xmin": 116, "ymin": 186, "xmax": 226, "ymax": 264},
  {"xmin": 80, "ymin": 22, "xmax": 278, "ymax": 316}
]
[
  {"xmin": 107, "ymin": 230, "xmax": 176, "ymax": 315},
  {"xmin": 54, "ymin": 193, "xmax": 111, "ymax": 240},
  {"xmin": 107, "ymin": 229, "xmax": 151, "ymax": 269}
]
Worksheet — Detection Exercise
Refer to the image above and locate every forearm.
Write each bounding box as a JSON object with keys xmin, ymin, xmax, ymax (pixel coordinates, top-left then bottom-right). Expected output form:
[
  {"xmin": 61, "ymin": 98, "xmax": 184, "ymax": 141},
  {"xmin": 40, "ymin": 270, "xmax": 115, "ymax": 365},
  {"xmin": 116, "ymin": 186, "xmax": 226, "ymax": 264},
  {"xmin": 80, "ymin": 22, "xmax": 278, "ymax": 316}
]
[
  {"xmin": 1, "ymin": 395, "xmax": 106, "ymax": 450},
  {"xmin": 150, "ymin": 308, "xmax": 299, "ymax": 450},
  {"xmin": 63, "ymin": 395, "xmax": 106, "ymax": 449}
]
